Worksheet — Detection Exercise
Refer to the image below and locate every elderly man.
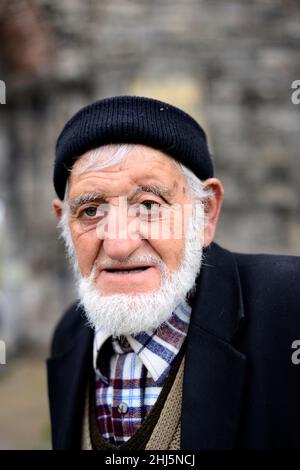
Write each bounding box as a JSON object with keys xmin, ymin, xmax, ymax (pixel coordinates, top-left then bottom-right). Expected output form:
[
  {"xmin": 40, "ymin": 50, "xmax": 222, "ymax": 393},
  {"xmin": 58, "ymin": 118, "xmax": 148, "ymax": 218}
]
[{"xmin": 47, "ymin": 96, "xmax": 300, "ymax": 450}]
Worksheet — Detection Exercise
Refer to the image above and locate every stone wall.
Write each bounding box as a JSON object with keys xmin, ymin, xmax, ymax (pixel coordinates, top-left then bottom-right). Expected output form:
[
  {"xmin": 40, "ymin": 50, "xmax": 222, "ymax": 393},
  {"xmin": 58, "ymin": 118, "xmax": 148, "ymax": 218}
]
[{"xmin": 0, "ymin": 0, "xmax": 299, "ymax": 349}]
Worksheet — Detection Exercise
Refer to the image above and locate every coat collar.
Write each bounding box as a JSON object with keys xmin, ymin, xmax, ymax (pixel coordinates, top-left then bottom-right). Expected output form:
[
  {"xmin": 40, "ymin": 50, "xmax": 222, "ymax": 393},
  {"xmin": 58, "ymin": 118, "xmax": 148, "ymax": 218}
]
[
  {"xmin": 47, "ymin": 242, "xmax": 246, "ymax": 449},
  {"xmin": 189, "ymin": 242, "xmax": 245, "ymax": 341}
]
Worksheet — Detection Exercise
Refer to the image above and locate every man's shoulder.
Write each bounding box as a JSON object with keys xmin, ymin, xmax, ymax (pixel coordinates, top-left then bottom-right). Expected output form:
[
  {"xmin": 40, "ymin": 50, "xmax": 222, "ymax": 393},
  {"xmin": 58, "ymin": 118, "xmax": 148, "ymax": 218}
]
[
  {"xmin": 207, "ymin": 244, "xmax": 300, "ymax": 368},
  {"xmin": 210, "ymin": 242, "xmax": 300, "ymax": 279},
  {"xmin": 221, "ymin": 244, "xmax": 300, "ymax": 335},
  {"xmin": 232, "ymin": 247, "xmax": 300, "ymax": 290},
  {"xmin": 233, "ymin": 247, "xmax": 300, "ymax": 269},
  {"xmin": 49, "ymin": 301, "xmax": 87, "ymax": 357},
  {"xmin": 210, "ymin": 242, "xmax": 300, "ymax": 321}
]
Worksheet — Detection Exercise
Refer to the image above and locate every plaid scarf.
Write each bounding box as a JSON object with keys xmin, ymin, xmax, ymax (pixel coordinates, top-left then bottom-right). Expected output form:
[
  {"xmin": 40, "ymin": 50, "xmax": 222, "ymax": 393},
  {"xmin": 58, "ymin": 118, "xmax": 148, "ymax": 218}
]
[{"xmin": 93, "ymin": 299, "xmax": 192, "ymax": 445}]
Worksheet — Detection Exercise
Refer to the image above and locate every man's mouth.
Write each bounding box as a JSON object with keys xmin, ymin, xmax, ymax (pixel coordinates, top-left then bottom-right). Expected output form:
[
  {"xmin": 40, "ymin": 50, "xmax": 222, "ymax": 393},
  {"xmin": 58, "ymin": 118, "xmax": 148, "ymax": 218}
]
[
  {"xmin": 96, "ymin": 264, "xmax": 159, "ymax": 291},
  {"xmin": 103, "ymin": 266, "xmax": 151, "ymax": 274}
]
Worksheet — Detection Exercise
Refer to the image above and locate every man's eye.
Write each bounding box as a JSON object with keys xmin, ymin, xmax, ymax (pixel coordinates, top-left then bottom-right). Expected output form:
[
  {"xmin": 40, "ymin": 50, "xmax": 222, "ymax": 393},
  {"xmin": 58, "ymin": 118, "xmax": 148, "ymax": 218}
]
[
  {"xmin": 83, "ymin": 207, "xmax": 98, "ymax": 217},
  {"xmin": 141, "ymin": 200, "xmax": 161, "ymax": 210}
]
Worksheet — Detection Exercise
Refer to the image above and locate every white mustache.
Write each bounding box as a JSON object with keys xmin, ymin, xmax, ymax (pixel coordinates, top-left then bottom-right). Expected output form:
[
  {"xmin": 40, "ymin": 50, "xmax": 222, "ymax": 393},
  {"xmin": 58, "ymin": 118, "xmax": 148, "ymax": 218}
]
[{"xmin": 94, "ymin": 255, "xmax": 168, "ymax": 273}]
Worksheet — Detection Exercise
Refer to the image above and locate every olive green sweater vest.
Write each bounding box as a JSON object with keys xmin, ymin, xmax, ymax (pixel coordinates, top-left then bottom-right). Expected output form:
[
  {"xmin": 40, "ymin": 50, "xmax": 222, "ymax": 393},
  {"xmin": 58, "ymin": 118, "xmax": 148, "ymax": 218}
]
[{"xmin": 81, "ymin": 342, "xmax": 186, "ymax": 450}]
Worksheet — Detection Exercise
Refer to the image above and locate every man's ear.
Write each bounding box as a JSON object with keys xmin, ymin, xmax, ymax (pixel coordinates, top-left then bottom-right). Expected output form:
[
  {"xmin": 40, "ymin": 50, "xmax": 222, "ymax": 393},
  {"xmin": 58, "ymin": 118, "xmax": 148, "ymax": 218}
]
[
  {"xmin": 202, "ymin": 178, "xmax": 224, "ymax": 247},
  {"xmin": 52, "ymin": 198, "xmax": 63, "ymax": 220}
]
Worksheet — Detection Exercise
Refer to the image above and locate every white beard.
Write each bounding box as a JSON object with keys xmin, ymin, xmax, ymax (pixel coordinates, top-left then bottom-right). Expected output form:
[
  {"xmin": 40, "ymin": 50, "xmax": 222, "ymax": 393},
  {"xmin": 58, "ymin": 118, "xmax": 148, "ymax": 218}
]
[{"xmin": 76, "ymin": 206, "xmax": 204, "ymax": 337}]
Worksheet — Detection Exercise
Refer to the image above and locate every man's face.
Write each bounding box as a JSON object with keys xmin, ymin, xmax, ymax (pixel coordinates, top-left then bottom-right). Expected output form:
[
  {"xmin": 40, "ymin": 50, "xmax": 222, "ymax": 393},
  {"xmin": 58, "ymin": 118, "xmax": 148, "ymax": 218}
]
[
  {"xmin": 52, "ymin": 144, "xmax": 223, "ymax": 335},
  {"xmin": 67, "ymin": 145, "xmax": 192, "ymax": 295}
]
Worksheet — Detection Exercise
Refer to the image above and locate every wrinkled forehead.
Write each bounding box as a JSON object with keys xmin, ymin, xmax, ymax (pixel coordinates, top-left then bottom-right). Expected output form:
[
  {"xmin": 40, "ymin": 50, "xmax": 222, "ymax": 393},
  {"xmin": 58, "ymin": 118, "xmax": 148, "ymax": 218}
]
[{"xmin": 67, "ymin": 144, "xmax": 186, "ymax": 197}]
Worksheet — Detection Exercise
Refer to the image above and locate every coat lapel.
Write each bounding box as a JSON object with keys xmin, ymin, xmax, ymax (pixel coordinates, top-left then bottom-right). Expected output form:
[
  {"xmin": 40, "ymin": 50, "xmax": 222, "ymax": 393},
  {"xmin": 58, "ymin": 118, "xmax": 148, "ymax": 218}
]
[
  {"xmin": 47, "ymin": 318, "xmax": 93, "ymax": 449},
  {"xmin": 181, "ymin": 242, "xmax": 247, "ymax": 449}
]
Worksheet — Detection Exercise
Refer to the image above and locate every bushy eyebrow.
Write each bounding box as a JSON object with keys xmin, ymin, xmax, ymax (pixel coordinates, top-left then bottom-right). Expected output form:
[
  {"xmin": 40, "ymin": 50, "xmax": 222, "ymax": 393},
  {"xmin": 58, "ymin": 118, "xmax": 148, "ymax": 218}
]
[
  {"xmin": 134, "ymin": 184, "xmax": 173, "ymax": 200},
  {"xmin": 69, "ymin": 183, "xmax": 174, "ymax": 214},
  {"xmin": 69, "ymin": 192, "xmax": 105, "ymax": 214}
]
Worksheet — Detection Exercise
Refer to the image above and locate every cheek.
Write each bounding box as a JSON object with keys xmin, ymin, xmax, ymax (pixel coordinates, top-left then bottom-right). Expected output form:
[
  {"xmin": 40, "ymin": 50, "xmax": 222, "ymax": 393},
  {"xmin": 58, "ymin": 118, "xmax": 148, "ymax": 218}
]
[
  {"xmin": 147, "ymin": 203, "xmax": 188, "ymax": 270},
  {"xmin": 150, "ymin": 238, "xmax": 185, "ymax": 272},
  {"xmin": 72, "ymin": 229, "xmax": 101, "ymax": 276}
]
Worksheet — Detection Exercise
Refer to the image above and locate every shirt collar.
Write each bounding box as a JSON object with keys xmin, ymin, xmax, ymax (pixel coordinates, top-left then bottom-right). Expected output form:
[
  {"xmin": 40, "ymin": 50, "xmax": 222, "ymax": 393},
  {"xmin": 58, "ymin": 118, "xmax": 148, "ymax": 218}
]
[{"xmin": 93, "ymin": 298, "xmax": 192, "ymax": 386}]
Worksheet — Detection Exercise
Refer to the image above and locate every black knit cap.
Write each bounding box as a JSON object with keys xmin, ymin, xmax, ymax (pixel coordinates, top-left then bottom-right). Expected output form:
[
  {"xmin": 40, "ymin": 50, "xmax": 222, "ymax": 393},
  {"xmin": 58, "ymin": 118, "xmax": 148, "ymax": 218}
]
[{"xmin": 54, "ymin": 95, "xmax": 214, "ymax": 200}]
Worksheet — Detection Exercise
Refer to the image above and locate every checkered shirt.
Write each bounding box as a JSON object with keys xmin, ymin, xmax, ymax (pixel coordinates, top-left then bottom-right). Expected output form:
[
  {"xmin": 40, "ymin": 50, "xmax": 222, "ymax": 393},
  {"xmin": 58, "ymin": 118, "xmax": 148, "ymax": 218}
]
[{"xmin": 93, "ymin": 299, "xmax": 192, "ymax": 445}]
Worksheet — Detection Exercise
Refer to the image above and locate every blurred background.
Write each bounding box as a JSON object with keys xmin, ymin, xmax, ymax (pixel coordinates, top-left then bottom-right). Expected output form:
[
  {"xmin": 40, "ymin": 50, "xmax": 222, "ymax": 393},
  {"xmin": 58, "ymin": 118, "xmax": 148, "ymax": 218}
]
[{"xmin": 0, "ymin": 0, "xmax": 299, "ymax": 449}]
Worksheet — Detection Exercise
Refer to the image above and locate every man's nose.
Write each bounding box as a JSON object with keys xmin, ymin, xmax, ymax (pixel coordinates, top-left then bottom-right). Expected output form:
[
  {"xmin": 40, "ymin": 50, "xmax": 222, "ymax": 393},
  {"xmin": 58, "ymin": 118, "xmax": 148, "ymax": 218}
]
[
  {"xmin": 99, "ymin": 204, "xmax": 143, "ymax": 259},
  {"xmin": 102, "ymin": 236, "xmax": 143, "ymax": 260}
]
